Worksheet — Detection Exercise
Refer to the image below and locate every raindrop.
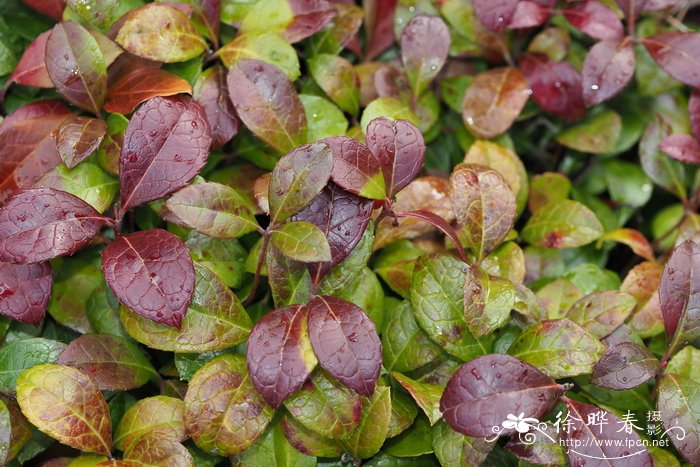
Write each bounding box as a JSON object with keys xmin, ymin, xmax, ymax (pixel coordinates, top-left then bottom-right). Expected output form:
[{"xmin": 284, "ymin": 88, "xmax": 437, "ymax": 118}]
[
  {"xmin": 466, "ymin": 116, "xmax": 474, "ymax": 125},
  {"xmin": 591, "ymin": 84, "xmax": 599, "ymax": 90},
  {"xmin": 470, "ymin": 368, "xmax": 482, "ymax": 380},
  {"xmin": 348, "ymin": 332, "xmax": 358, "ymax": 342},
  {"xmin": 497, "ymin": 16, "xmax": 504, "ymax": 23}
]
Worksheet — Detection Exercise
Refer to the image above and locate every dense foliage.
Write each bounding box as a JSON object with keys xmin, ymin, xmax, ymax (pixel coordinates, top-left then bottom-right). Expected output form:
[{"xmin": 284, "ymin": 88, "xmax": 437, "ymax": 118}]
[{"xmin": 0, "ymin": 0, "xmax": 699, "ymax": 465}]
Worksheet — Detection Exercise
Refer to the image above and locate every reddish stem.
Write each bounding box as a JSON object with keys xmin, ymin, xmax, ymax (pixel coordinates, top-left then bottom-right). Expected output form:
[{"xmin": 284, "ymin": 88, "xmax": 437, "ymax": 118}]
[
  {"xmin": 396, "ymin": 210, "xmax": 468, "ymax": 263},
  {"xmin": 244, "ymin": 233, "xmax": 270, "ymax": 306}
]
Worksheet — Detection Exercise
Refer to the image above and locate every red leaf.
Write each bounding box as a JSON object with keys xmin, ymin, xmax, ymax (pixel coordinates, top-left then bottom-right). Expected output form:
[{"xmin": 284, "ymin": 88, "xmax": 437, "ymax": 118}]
[
  {"xmin": 101, "ymin": 229, "xmax": 195, "ymax": 328},
  {"xmin": 440, "ymin": 354, "xmax": 564, "ymax": 437},
  {"xmin": 400, "ymin": 15, "xmax": 451, "ymax": 97},
  {"xmin": 564, "ymin": 1, "xmax": 624, "ymax": 41},
  {"xmin": 193, "ymin": 66, "xmax": 240, "ymax": 149},
  {"xmin": 54, "ymin": 116, "xmax": 107, "ymax": 169},
  {"xmin": 285, "ymin": 0, "xmax": 336, "ymax": 43},
  {"xmin": 0, "ymin": 100, "xmax": 72, "ymax": 203},
  {"xmin": 659, "ymin": 134, "xmax": 700, "ymax": 164},
  {"xmin": 690, "ymin": 90, "xmax": 700, "ymax": 140},
  {"xmin": 307, "ymin": 296, "xmax": 382, "ymax": 397},
  {"xmin": 590, "ymin": 342, "xmax": 658, "ymax": 390},
  {"xmin": 366, "ymin": 117, "xmax": 425, "ymax": 198},
  {"xmin": 363, "ymin": 0, "xmax": 398, "ymax": 60},
  {"xmin": 643, "ymin": 32, "xmax": 700, "ymax": 88},
  {"xmin": 326, "ymin": 136, "xmax": 385, "ymax": 199},
  {"xmin": 0, "ymin": 188, "xmax": 106, "ymax": 264},
  {"xmin": 520, "ymin": 53, "xmax": 586, "ymax": 121},
  {"xmin": 582, "ymin": 39, "xmax": 635, "ymax": 107},
  {"xmin": 22, "ymin": 0, "xmax": 64, "ymax": 20},
  {"xmin": 105, "ymin": 68, "xmax": 192, "ymax": 115},
  {"xmin": 508, "ymin": 1, "xmax": 550, "ymax": 29},
  {"xmin": 563, "ymin": 398, "xmax": 653, "ymax": 466},
  {"xmin": 3, "ymin": 30, "xmax": 53, "ymax": 93},
  {"xmin": 246, "ymin": 305, "xmax": 317, "ymax": 408},
  {"xmin": 0, "ymin": 261, "xmax": 52, "ymax": 325},
  {"xmin": 291, "ymin": 183, "xmax": 373, "ymax": 286},
  {"xmin": 473, "ymin": 0, "xmax": 519, "ymax": 31},
  {"xmin": 120, "ymin": 96, "xmax": 211, "ymax": 213},
  {"xmin": 615, "ymin": 0, "xmax": 649, "ymax": 19}
]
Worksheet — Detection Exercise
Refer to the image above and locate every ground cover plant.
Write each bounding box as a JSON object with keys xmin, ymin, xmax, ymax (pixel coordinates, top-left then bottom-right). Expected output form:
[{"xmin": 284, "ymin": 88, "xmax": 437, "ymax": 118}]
[{"xmin": 0, "ymin": 0, "xmax": 699, "ymax": 465}]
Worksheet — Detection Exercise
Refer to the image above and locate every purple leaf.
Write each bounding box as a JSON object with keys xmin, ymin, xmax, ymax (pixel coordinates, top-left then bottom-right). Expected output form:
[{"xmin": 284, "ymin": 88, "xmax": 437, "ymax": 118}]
[
  {"xmin": 246, "ymin": 305, "xmax": 317, "ymax": 408},
  {"xmin": 440, "ymin": 354, "xmax": 564, "ymax": 438},
  {"xmin": 582, "ymin": 39, "xmax": 635, "ymax": 107},
  {"xmin": 589, "ymin": 342, "xmax": 658, "ymax": 389},
  {"xmin": 54, "ymin": 116, "xmax": 107, "ymax": 169},
  {"xmin": 281, "ymin": 0, "xmax": 336, "ymax": 43},
  {"xmin": 643, "ymin": 32, "xmax": 700, "ymax": 88},
  {"xmin": 363, "ymin": 0, "xmax": 398, "ymax": 60},
  {"xmin": 690, "ymin": 90, "xmax": 700, "ymax": 140},
  {"xmin": 193, "ymin": 65, "xmax": 240, "ymax": 149},
  {"xmin": 307, "ymin": 295, "xmax": 382, "ymax": 397},
  {"xmin": 659, "ymin": 134, "xmax": 700, "ymax": 164},
  {"xmin": 120, "ymin": 96, "xmax": 211, "ymax": 213},
  {"xmin": 520, "ymin": 53, "xmax": 586, "ymax": 121},
  {"xmin": 563, "ymin": 1, "xmax": 624, "ymax": 41},
  {"xmin": 325, "ymin": 136, "xmax": 386, "ymax": 199},
  {"xmin": 291, "ymin": 183, "xmax": 373, "ymax": 286},
  {"xmin": 102, "ymin": 229, "xmax": 195, "ymax": 328},
  {"xmin": 400, "ymin": 15, "xmax": 450, "ymax": 97},
  {"xmin": 472, "ymin": 0, "xmax": 519, "ymax": 31},
  {"xmin": 0, "ymin": 188, "xmax": 106, "ymax": 264},
  {"xmin": 508, "ymin": 1, "xmax": 550, "ymax": 29},
  {"xmin": 0, "ymin": 261, "xmax": 52, "ymax": 325},
  {"xmin": 563, "ymin": 398, "xmax": 653, "ymax": 466},
  {"xmin": 615, "ymin": 0, "xmax": 649, "ymax": 19},
  {"xmin": 365, "ymin": 117, "xmax": 425, "ymax": 198}
]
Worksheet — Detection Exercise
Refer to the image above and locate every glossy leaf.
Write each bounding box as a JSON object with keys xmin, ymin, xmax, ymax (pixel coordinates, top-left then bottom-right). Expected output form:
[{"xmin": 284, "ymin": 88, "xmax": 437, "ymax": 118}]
[
  {"xmin": 0, "ymin": 338, "xmax": 65, "ymax": 393},
  {"xmin": 120, "ymin": 96, "xmax": 211, "ymax": 212},
  {"xmin": 114, "ymin": 396, "xmax": 185, "ymax": 451},
  {"xmin": 464, "ymin": 266, "xmax": 516, "ymax": 337},
  {"xmin": 185, "ymin": 354, "xmax": 273, "ymax": 455},
  {"xmin": 192, "ymin": 65, "xmax": 240, "ymax": 148},
  {"xmin": 239, "ymin": 0, "xmax": 336, "ymax": 44},
  {"xmin": 564, "ymin": 1, "xmax": 624, "ymax": 41},
  {"xmin": 382, "ymin": 300, "xmax": 441, "ymax": 372},
  {"xmin": 433, "ymin": 421, "xmax": 493, "ymax": 467},
  {"xmin": 123, "ymin": 434, "xmax": 194, "ymax": 466},
  {"xmin": 4, "ymin": 30, "xmax": 53, "ymax": 91},
  {"xmin": 218, "ymin": 32, "xmax": 299, "ymax": 81},
  {"xmin": 472, "ymin": 0, "xmax": 518, "ymax": 31},
  {"xmin": 35, "ymin": 163, "xmax": 117, "ymax": 214},
  {"xmin": 440, "ymin": 354, "xmax": 564, "ymax": 437},
  {"xmin": 340, "ymin": 385, "xmax": 391, "ymax": 459},
  {"xmin": 280, "ymin": 413, "xmax": 344, "ymax": 457},
  {"xmin": 308, "ymin": 54, "xmax": 359, "ymax": 116},
  {"xmin": 556, "ymin": 110, "xmax": 622, "ymax": 153},
  {"xmin": 233, "ymin": 419, "xmax": 316, "ymax": 466},
  {"xmin": 228, "ymin": 59, "xmax": 307, "ymax": 153},
  {"xmin": 266, "ymin": 242, "xmax": 312, "ymax": 308},
  {"xmin": 16, "ymin": 364, "xmax": 112, "ymax": 455},
  {"xmin": 660, "ymin": 133, "xmax": 700, "ymax": 164},
  {"xmin": 392, "ymin": 372, "xmax": 443, "ymax": 426},
  {"xmin": 0, "ymin": 188, "xmax": 106, "ymax": 264},
  {"xmin": 519, "ymin": 53, "xmax": 585, "ymax": 121},
  {"xmin": 271, "ymin": 221, "xmax": 332, "ymax": 263},
  {"xmin": 325, "ymin": 136, "xmax": 385, "ymax": 199},
  {"xmin": 0, "ymin": 262, "xmax": 52, "ymax": 325},
  {"xmin": 582, "ymin": 39, "xmax": 635, "ymax": 107},
  {"xmin": 104, "ymin": 67, "xmax": 192, "ymax": 115},
  {"xmin": 590, "ymin": 342, "xmax": 658, "ymax": 389},
  {"xmin": 102, "ymin": 229, "xmax": 195, "ymax": 328},
  {"xmin": 599, "ymin": 228, "xmax": 655, "ymax": 261},
  {"xmin": 400, "ymin": 15, "xmax": 450, "ymax": 97},
  {"xmin": 46, "ymin": 21, "xmax": 106, "ymax": 114},
  {"xmin": 657, "ymin": 374, "xmax": 700, "ymax": 466},
  {"xmin": 644, "ymin": 32, "xmax": 700, "ymax": 88},
  {"xmin": 639, "ymin": 115, "xmax": 687, "ymax": 200},
  {"xmin": 522, "ymin": 200, "xmax": 604, "ymax": 248},
  {"xmin": 54, "ymin": 116, "xmax": 107, "ymax": 169},
  {"xmin": 566, "ymin": 291, "xmax": 636, "ymax": 337}
]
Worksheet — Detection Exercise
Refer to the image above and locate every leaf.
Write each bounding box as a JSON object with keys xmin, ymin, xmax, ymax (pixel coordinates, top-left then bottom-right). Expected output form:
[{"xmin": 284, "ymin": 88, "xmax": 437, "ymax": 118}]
[
  {"xmin": 643, "ymin": 32, "xmax": 700, "ymax": 88},
  {"xmin": 217, "ymin": 32, "xmax": 300, "ymax": 81},
  {"xmin": 123, "ymin": 434, "xmax": 194, "ymax": 466},
  {"xmin": 382, "ymin": 300, "xmax": 442, "ymax": 373},
  {"xmin": 659, "ymin": 133, "xmax": 700, "ymax": 164},
  {"xmin": 165, "ymin": 182, "xmax": 258, "ymax": 239},
  {"xmin": 657, "ymin": 374, "xmax": 700, "ymax": 466},
  {"xmin": 639, "ymin": 115, "xmax": 687, "ymax": 200},
  {"xmin": 323, "ymin": 137, "xmax": 385, "ymax": 199},
  {"xmin": 387, "ymin": 389, "xmax": 417, "ymax": 438},
  {"xmin": 104, "ymin": 67, "xmax": 192, "ymax": 115},
  {"xmin": 461, "ymin": 67, "xmax": 529, "ymax": 139},
  {"xmin": 528, "ymin": 172, "xmax": 571, "ymax": 213},
  {"xmin": 0, "ymin": 338, "xmax": 65, "ymax": 393},
  {"xmin": 0, "ymin": 100, "xmax": 72, "ymax": 203},
  {"xmin": 599, "ymin": 228, "xmax": 655, "ymax": 261},
  {"xmin": 392, "ymin": 372, "xmax": 443, "ymax": 426},
  {"xmin": 46, "ymin": 21, "xmax": 106, "ymax": 114},
  {"xmin": 450, "ymin": 163, "xmax": 516, "ymax": 260},
  {"xmin": 268, "ymin": 141, "xmax": 333, "ymax": 223},
  {"xmin": 564, "ymin": 1, "xmax": 624, "ymax": 41},
  {"xmin": 0, "ymin": 188, "xmax": 107, "ymax": 264},
  {"xmin": 56, "ymin": 334, "xmax": 156, "ymax": 391},
  {"xmin": 54, "ymin": 116, "xmax": 107, "ymax": 169},
  {"xmin": 659, "ymin": 239, "xmax": 700, "ymax": 355},
  {"xmin": 440, "ymin": 354, "xmax": 564, "ymax": 437},
  {"xmin": 102, "ymin": 229, "xmax": 195, "ymax": 328},
  {"xmin": 522, "ymin": 200, "xmax": 604, "ymax": 248},
  {"xmin": 615, "ymin": 0, "xmax": 649, "ymax": 19},
  {"xmin": 233, "ymin": 419, "xmax": 316, "ymax": 466},
  {"xmin": 185, "ymin": 354, "xmax": 273, "ymax": 455},
  {"xmin": 505, "ymin": 422, "xmax": 565, "ymax": 466},
  {"xmin": 363, "ymin": 0, "xmax": 398, "ymax": 60},
  {"xmin": 317, "ymin": 223, "xmax": 374, "ymax": 296},
  {"xmin": 300, "ymin": 94, "xmax": 348, "ymax": 141},
  {"xmin": 508, "ymin": 319, "xmax": 605, "ymax": 378},
  {"xmin": 266, "ymin": 242, "xmax": 312, "ymax": 307},
  {"xmin": 114, "ymin": 396, "xmax": 185, "ymax": 451},
  {"xmin": 4, "ymin": 30, "xmax": 53, "ymax": 90},
  {"xmin": 556, "ymin": 110, "xmax": 622, "ymax": 153},
  {"xmin": 566, "ymin": 291, "xmax": 637, "ymax": 337},
  {"xmin": 582, "ymin": 38, "xmax": 635, "ymax": 107},
  {"xmin": 464, "ymin": 266, "xmax": 516, "ymax": 337},
  {"xmin": 66, "ymin": 0, "xmax": 118, "ymax": 29},
  {"xmin": 192, "ymin": 66, "xmax": 240, "ymax": 149},
  {"xmin": 590, "ymin": 342, "xmax": 658, "ymax": 389},
  {"xmin": 472, "ymin": 0, "xmax": 518, "ymax": 31},
  {"xmin": 0, "ymin": 262, "xmax": 53, "ymax": 325},
  {"xmin": 35, "ymin": 163, "xmax": 118, "ymax": 214},
  {"xmin": 284, "ymin": 369, "xmax": 361, "ymax": 440},
  {"xmin": 306, "ymin": 296, "xmax": 381, "ymax": 397},
  {"xmin": 48, "ymin": 257, "xmax": 100, "ymax": 333},
  {"xmin": 120, "ymin": 96, "xmax": 211, "ymax": 212},
  {"xmin": 340, "ymin": 385, "xmax": 391, "ymax": 459},
  {"xmin": 239, "ymin": 0, "xmax": 336, "ymax": 44},
  {"xmin": 366, "ymin": 117, "xmax": 425, "ymax": 197},
  {"xmin": 119, "ymin": 262, "xmax": 251, "ymax": 352},
  {"xmin": 16, "ymin": 364, "xmax": 112, "ymax": 456},
  {"xmin": 228, "ymin": 59, "xmax": 307, "ymax": 153},
  {"xmin": 400, "ymin": 15, "xmax": 450, "ymax": 97},
  {"xmin": 307, "ymin": 3, "xmax": 363, "ymax": 56},
  {"xmin": 308, "ymin": 54, "xmax": 359, "ymax": 115},
  {"xmin": 666, "ymin": 346, "xmax": 700, "ymax": 383},
  {"xmin": 115, "ymin": 4, "xmax": 207, "ymax": 63},
  {"xmin": 519, "ymin": 53, "xmax": 586, "ymax": 121},
  {"xmin": 270, "ymin": 222, "xmax": 330, "ymax": 263},
  {"xmin": 432, "ymin": 421, "xmax": 493, "ymax": 467},
  {"xmin": 563, "ymin": 398, "xmax": 653, "ymax": 466},
  {"xmin": 280, "ymin": 413, "xmax": 343, "ymax": 457},
  {"xmin": 246, "ymin": 305, "xmax": 317, "ymax": 408}
]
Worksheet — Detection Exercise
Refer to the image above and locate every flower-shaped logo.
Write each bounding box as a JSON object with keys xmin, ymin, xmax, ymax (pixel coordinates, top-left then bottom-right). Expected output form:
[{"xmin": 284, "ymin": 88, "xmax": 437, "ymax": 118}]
[{"xmin": 502, "ymin": 413, "xmax": 539, "ymax": 433}]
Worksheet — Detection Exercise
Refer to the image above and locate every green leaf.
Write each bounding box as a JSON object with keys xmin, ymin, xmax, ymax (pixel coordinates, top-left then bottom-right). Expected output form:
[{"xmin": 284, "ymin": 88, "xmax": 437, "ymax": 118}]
[
  {"xmin": 67, "ymin": 0, "xmax": 118, "ymax": 30},
  {"xmin": 657, "ymin": 374, "xmax": 700, "ymax": 466},
  {"xmin": 481, "ymin": 241, "xmax": 526, "ymax": 285},
  {"xmin": 279, "ymin": 413, "xmax": 343, "ymax": 457},
  {"xmin": 432, "ymin": 420, "xmax": 493, "ymax": 467},
  {"xmin": 299, "ymin": 94, "xmax": 348, "ymax": 141},
  {"xmin": 602, "ymin": 160, "xmax": 653, "ymax": 208},
  {"xmin": 528, "ymin": 172, "xmax": 571, "ymax": 213},
  {"xmin": 392, "ymin": 373, "xmax": 443, "ymax": 426},
  {"xmin": 339, "ymin": 267, "xmax": 385, "ymax": 330},
  {"xmin": 464, "ymin": 266, "xmax": 516, "ymax": 337},
  {"xmin": 340, "ymin": 386, "xmax": 391, "ymax": 459},
  {"xmin": 373, "ymin": 240, "xmax": 426, "ymax": 299},
  {"xmin": 522, "ymin": 200, "xmax": 604, "ymax": 249},
  {"xmin": 639, "ymin": 115, "xmax": 687, "ymax": 200},
  {"xmin": 184, "ymin": 354, "xmax": 273, "ymax": 456},
  {"xmin": 16, "ymin": 364, "xmax": 112, "ymax": 456},
  {"xmin": 566, "ymin": 291, "xmax": 636, "ymax": 338},
  {"xmin": 360, "ymin": 97, "xmax": 419, "ymax": 133},
  {"xmin": 308, "ymin": 54, "xmax": 359, "ymax": 115},
  {"xmin": 266, "ymin": 243, "xmax": 312, "ymax": 307},
  {"xmin": 114, "ymin": 395, "xmax": 185, "ymax": 451},
  {"xmin": 123, "ymin": 432, "xmax": 195, "ymax": 465},
  {"xmin": 218, "ymin": 32, "xmax": 300, "ymax": 81},
  {"xmin": 86, "ymin": 282, "xmax": 129, "ymax": 338},
  {"xmin": 556, "ymin": 110, "xmax": 622, "ymax": 153},
  {"xmin": 382, "ymin": 300, "xmax": 442, "ymax": 373},
  {"xmin": 508, "ymin": 318, "xmax": 605, "ymax": 378},
  {"xmin": 271, "ymin": 221, "xmax": 332, "ymax": 263},
  {"xmin": 48, "ymin": 258, "xmax": 102, "ymax": 334},
  {"xmin": 384, "ymin": 416, "xmax": 434, "ymax": 457},
  {"xmin": 233, "ymin": 419, "xmax": 316, "ymax": 467},
  {"xmin": 0, "ymin": 338, "xmax": 66, "ymax": 394},
  {"xmin": 35, "ymin": 163, "xmax": 117, "ymax": 214},
  {"xmin": 0, "ymin": 395, "xmax": 32, "ymax": 464},
  {"xmin": 666, "ymin": 346, "xmax": 700, "ymax": 383},
  {"xmin": 185, "ymin": 233, "xmax": 248, "ymax": 289},
  {"xmin": 318, "ymin": 224, "xmax": 374, "ymax": 296},
  {"xmin": 388, "ymin": 390, "xmax": 418, "ymax": 438}
]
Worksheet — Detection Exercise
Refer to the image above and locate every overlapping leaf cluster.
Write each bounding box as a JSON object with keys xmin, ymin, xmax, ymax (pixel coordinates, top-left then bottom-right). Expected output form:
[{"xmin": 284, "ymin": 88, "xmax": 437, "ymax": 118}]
[{"xmin": 0, "ymin": 0, "xmax": 699, "ymax": 465}]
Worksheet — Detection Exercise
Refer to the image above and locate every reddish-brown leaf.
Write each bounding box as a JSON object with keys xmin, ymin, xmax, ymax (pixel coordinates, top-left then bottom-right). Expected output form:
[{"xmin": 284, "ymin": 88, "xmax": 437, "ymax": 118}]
[
  {"xmin": 326, "ymin": 136, "xmax": 385, "ymax": 200},
  {"xmin": 193, "ymin": 66, "xmax": 240, "ymax": 148},
  {"xmin": 0, "ymin": 261, "xmax": 52, "ymax": 325},
  {"xmin": 659, "ymin": 134, "xmax": 700, "ymax": 164},
  {"xmin": 363, "ymin": 0, "xmax": 398, "ymax": 60},
  {"xmin": 101, "ymin": 229, "xmax": 195, "ymax": 328},
  {"xmin": 54, "ymin": 116, "xmax": 107, "ymax": 169},
  {"xmin": 246, "ymin": 305, "xmax": 317, "ymax": 408},
  {"xmin": 22, "ymin": 0, "xmax": 64, "ymax": 20},
  {"xmin": 508, "ymin": 1, "xmax": 550, "ymax": 29},
  {"xmin": 643, "ymin": 32, "xmax": 700, "ymax": 88},
  {"xmin": 0, "ymin": 100, "xmax": 72, "ymax": 203},
  {"xmin": 307, "ymin": 295, "xmax": 382, "ymax": 397},
  {"xmin": 690, "ymin": 90, "xmax": 700, "ymax": 140},
  {"xmin": 472, "ymin": 0, "xmax": 519, "ymax": 31},
  {"xmin": 400, "ymin": 15, "xmax": 450, "ymax": 97},
  {"xmin": 582, "ymin": 39, "xmax": 635, "ymax": 107},
  {"xmin": 120, "ymin": 96, "xmax": 211, "ymax": 213},
  {"xmin": 3, "ymin": 30, "xmax": 53, "ymax": 93},
  {"xmin": 590, "ymin": 342, "xmax": 658, "ymax": 390},
  {"xmin": 104, "ymin": 67, "xmax": 192, "ymax": 114},
  {"xmin": 0, "ymin": 188, "xmax": 106, "ymax": 264},
  {"xmin": 520, "ymin": 54, "xmax": 585, "ymax": 121},
  {"xmin": 563, "ymin": 0, "xmax": 624, "ymax": 41},
  {"xmin": 615, "ymin": 0, "xmax": 649, "ymax": 19}
]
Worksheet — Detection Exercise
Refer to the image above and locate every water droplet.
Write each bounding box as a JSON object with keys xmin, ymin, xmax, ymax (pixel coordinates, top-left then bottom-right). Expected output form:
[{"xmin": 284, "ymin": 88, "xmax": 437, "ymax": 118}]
[
  {"xmin": 174, "ymin": 154, "xmax": 183, "ymax": 162},
  {"xmin": 348, "ymin": 332, "xmax": 358, "ymax": 342},
  {"xmin": 554, "ymin": 82, "xmax": 561, "ymax": 88},
  {"xmin": 430, "ymin": 65, "xmax": 437, "ymax": 71},
  {"xmin": 128, "ymin": 153, "xmax": 138, "ymax": 162},
  {"xmin": 497, "ymin": 16, "xmax": 504, "ymax": 23},
  {"xmin": 466, "ymin": 116, "xmax": 474, "ymax": 125},
  {"xmin": 396, "ymin": 17, "xmax": 403, "ymax": 24},
  {"xmin": 191, "ymin": 121, "xmax": 198, "ymax": 129},
  {"xmin": 470, "ymin": 368, "xmax": 482, "ymax": 380},
  {"xmin": 591, "ymin": 84, "xmax": 599, "ymax": 90}
]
